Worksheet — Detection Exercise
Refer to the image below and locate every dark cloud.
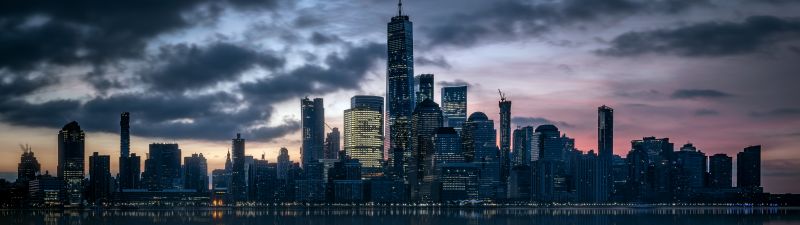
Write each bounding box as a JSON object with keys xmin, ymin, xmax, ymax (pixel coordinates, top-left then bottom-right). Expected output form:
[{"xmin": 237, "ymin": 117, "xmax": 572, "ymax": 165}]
[
  {"xmin": 750, "ymin": 108, "xmax": 800, "ymax": 117},
  {"xmin": 309, "ymin": 32, "xmax": 343, "ymax": 45},
  {"xmin": 293, "ymin": 13, "xmax": 325, "ymax": 28},
  {"xmin": 0, "ymin": 42, "xmax": 384, "ymax": 141},
  {"xmin": 241, "ymin": 42, "xmax": 385, "ymax": 104},
  {"xmin": 0, "ymin": 92, "xmax": 298, "ymax": 141},
  {"xmin": 422, "ymin": 0, "xmax": 708, "ymax": 48},
  {"xmin": 142, "ymin": 42, "xmax": 284, "ymax": 92},
  {"xmin": 671, "ymin": 89, "xmax": 733, "ymax": 99},
  {"xmin": 416, "ymin": 56, "xmax": 452, "ymax": 69},
  {"xmin": 598, "ymin": 15, "xmax": 800, "ymax": 57},
  {"xmin": 0, "ymin": 75, "xmax": 55, "ymax": 99},
  {"xmin": 511, "ymin": 116, "xmax": 573, "ymax": 128},
  {"xmin": 0, "ymin": 0, "xmax": 283, "ymax": 72},
  {"xmin": 694, "ymin": 109, "xmax": 720, "ymax": 116},
  {"xmin": 437, "ymin": 79, "xmax": 472, "ymax": 88}
]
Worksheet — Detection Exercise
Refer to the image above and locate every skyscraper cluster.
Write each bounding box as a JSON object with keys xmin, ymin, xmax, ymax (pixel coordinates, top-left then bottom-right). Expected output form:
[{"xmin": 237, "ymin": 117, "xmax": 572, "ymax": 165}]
[{"xmin": 0, "ymin": 1, "xmax": 780, "ymax": 208}]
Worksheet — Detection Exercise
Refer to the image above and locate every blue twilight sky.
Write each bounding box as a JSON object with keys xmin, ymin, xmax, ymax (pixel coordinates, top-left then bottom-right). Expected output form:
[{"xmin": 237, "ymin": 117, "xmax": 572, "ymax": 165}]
[{"xmin": 0, "ymin": 0, "xmax": 799, "ymax": 193}]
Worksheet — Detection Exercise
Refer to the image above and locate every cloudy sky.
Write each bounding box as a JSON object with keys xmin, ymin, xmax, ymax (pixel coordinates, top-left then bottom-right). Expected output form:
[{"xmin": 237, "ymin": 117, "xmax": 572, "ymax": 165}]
[{"xmin": 1, "ymin": 0, "xmax": 799, "ymax": 193}]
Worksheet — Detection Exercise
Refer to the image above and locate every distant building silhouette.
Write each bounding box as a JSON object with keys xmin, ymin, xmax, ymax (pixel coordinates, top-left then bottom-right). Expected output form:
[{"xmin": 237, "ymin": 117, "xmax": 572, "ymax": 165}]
[
  {"xmin": 627, "ymin": 137, "xmax": 675, "ymax": 202},
  {"xmin": 597, "ymin": 105, "xmax": 614, "ymax": 202},
  {"xmin": 277, "ymin": 147, "xmax": 291, "ymax": 180},
  {"xmin": 324, "ymin": 128, "xmax": 341, "ymax": 159},
  {"xmin": 142, "ymin": 143, "xmax": 181, "ymax": 190},
  {"xmin": 183, "ymin": 153, "xmax": 208, "ymax": 192},
  {"xmin": 88, "ymin": 152, "xmax": 111, "ymax": 204},
  {"xmin": 119, "ymin": 112, "xmax": 141, "ymax": 190},
  {"xmin": 737, "ymin": 145, "xmax": 762, "ymax": 192},
  {"xmin": 17, "ymin": 146, "xmax": 40, "ymax": 183},
  {"xmin": 230, "ymin": 133, "xmax": 247, "ymax": 202},
  {"xmin": 58, "ymin": 121, "xmax": 85, "ymax": 206},
  {"xmin": 709, "ymin": 153, "xmax": 732, "ymax": 189}
]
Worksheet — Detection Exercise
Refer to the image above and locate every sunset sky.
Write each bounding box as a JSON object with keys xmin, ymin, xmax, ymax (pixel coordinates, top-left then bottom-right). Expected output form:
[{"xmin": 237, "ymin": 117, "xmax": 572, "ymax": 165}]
[{"xmin": 0, "ymin": 0, "xmax": 799, "ymax": 193}]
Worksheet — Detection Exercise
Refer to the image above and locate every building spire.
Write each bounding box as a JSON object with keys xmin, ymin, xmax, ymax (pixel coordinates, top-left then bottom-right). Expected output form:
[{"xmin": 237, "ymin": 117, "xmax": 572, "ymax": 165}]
[{"xmin": 398, "ymin": 0, "xmax": 403, "ymax": 16}]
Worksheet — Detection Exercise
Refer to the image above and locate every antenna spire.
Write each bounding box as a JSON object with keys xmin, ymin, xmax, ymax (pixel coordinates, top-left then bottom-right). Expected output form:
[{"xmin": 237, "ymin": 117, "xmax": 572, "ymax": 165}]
[{"xmin": 398, "ymin": 0, "xmax": 403, "ymax": 16}]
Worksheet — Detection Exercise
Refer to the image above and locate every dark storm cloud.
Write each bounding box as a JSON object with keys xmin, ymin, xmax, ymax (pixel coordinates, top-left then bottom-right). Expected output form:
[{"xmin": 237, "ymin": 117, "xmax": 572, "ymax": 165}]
[
  {"xmin": 0, "ymin": 92, "xmax": 297, "ymax": 141},
  {"xmin": 422, "ymin": 0, "xmax": 708, "ymax": 48},
  {"xmin": 241, "ymin": 42, "xmax": 385, "ymax": 104},
  {"xmin": 598, "ymin": 15, "xmax": 800, "ymax": 57},
  {"xmin": 0, "ymin": 41, "xmax": 384, "ymax": 141},
  {"xmin": 0, "ymin": 75, "xmax": 55, "ymax": 99},
  {"xmin": 750, "ymin": 108, "xmax": 800, "ymax": 118},
  {"xmin": 416, "ymin": 56, "xmax": 452, "ymax": 69},
  {"xmin": 309, "ymin": 32, "xmax": 343, "ymax": 45},
  {"xmin": 670, "ymin": 89, "xmax": 733, "ymax": 99},
  {"xmin": 511, "ymin": 116, "xmax": 573, "ymax": 128},
  {"xmin": 142, "ymin": 42, "xmax": 285, "ymax": 92},
  {"xmin": 0, "ymin": 0, "xmax": 283, "ymax": 72}
]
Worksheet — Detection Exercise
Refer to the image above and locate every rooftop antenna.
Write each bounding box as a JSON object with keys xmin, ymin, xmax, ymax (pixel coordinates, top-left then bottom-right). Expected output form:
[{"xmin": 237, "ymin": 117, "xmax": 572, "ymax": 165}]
[{"xmin": 398, "ymin": 0, "xmax": 403, "ymax": 16}]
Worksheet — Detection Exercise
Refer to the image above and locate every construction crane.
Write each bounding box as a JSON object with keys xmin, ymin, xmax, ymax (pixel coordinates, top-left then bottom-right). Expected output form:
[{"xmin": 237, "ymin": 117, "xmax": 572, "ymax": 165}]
[
  {"xmin": 19, "ymin": 144, "xmax": 31, "ymax": 153},
  {"xmin": 498, "ymin": 89, "xmax": 507, "ymax": 102}
]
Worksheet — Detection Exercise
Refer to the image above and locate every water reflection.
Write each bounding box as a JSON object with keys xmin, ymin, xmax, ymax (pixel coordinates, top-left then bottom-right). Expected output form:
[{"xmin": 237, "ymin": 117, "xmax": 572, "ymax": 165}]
[{"xmin": 1, "ymin": 207, "xmax": 799, "ymax": 225}]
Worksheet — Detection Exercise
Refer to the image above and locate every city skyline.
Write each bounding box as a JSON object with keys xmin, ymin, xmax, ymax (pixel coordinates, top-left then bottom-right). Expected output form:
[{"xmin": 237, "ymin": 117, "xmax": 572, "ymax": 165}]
[{"xmin": 0, "ymin": 0, "xmax": 799, "ymax": 194}]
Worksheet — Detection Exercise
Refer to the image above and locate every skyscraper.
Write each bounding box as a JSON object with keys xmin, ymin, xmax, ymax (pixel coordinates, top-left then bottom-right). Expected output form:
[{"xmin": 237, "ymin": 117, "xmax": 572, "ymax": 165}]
[
  {"xmin": 628, "ymin": 137, "xmax": 675, "ymax": 202},
  {"xmin": 709, "ymin": 153, "xmax": 732, "ymax": 189},
  {"xmin": 324, "ymin": 128, "xmax": 341, "ymax": 159},
  {"xmin": 512, "ymin": 126, "xmax": 534, "ymax": 166},
  {"xmin": 415, "ymin": 74, "xmax": 434, "ymax": 105},
  {"xmin": 498, "ymin": 92, "xmax": 511, "ymax": 188},
  {"xmin": 675, "ymin": 143, "xmax": 706, "ymax": 199},
  {"xmin": 737, "ymin": 145, "xmax": 761, "ymax": 192},
  {"xmin": 120, "ymin": 112, "xmax": 130, "ymax": 157},
  {"xmin": 386, "ymin": 1, "xmax": 415, "ymax": 175},
  {"xmin": 142, "ymin": 143, "xmax": 182, "ymax": 190},
  {"xmin": 410, "ymin": 98, "xmax": 443, "ymax": 200},
  {"xmin": 344, "ymin": 96, "xmax": 384, "ymax": 179},
  {"xmin": 17, "ymin": 145, "xmax": 40, "ymax": 183},
  {"xmin": 462, "ymin": 112, "xmax": 500, "ymax": 200},
  {"xmin": 301, "ymin": 97, "xmax": 325, "ymax": 168},
  {"xmin": 441, "ymin": 86, "xmax": 467, "ymax": 132},
  {"xmin": 230, "ymin": 133, "xmax": 247, "ymax": 202},
  {"xmin": 597, "ymin": 105, "xmax": 613, "ymax": 202},
  {"xmin": 119, "ymin": 112, "xmax": 140, "ymax": 190},
  {"xmin": 277, "ymin": 147, "xmax": 291, "ymax": 180},
  {"xmin": 351, "ymin": 95, "xmax": 384, "ymax": 112},
  {"xmin": 88, "ymin": 152, "xmax": 111, "ymax": 204},
  {"xmin": 58, "ymin": 121, "xmax": 85, "ymax": 206},
  {"xmin": 183, "ymin": 153, "xmax": 209, "ymax": 192}
]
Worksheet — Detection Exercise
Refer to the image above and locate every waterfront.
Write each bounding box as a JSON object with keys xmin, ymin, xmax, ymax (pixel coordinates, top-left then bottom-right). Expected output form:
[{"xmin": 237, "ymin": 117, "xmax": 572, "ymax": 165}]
[{"xmin": 2, "ymin": 207, "xmax": 800, "ymax": 225}]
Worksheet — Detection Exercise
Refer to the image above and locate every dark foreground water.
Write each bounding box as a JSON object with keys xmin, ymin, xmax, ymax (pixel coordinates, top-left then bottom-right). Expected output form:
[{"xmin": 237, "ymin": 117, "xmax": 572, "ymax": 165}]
[{"xmin": 2, "ymin": 207, "xmax": 800, "ymax": 225}]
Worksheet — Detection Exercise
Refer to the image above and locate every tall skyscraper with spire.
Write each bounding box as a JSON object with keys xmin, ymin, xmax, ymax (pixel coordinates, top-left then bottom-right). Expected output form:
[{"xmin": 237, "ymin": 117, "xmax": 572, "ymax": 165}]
[
  {"xmin": 597, "ymin": 105, "xmax": 614, "ymax": 202},
  {"xmin": 386, "ymin": 0, "xmax": 415, "ymax": 179}
]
